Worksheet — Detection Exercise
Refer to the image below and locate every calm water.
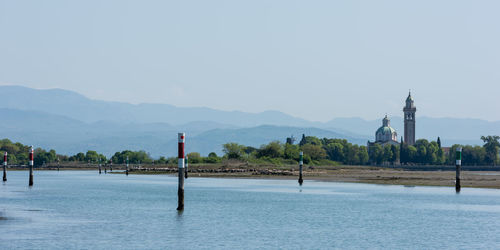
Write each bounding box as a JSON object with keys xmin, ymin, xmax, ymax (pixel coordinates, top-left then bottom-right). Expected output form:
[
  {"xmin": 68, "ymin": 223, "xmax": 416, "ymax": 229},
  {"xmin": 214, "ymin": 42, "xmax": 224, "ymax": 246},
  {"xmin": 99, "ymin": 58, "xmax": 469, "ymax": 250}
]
[{"xmin": 1, "ymin": 171, "xmax": 500, "ymax": 249}]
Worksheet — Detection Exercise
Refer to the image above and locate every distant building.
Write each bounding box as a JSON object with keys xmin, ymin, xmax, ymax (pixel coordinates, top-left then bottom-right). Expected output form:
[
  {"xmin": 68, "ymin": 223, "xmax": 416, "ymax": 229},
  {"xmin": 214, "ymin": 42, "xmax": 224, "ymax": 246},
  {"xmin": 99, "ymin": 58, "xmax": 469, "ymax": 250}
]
[
  {"xmin": 403, "ymin": 91, "xmax": 417, "ymax": 145},
  {"xmin": 367, "ymin": 115, "xmax": 399, "ymax": 147}
]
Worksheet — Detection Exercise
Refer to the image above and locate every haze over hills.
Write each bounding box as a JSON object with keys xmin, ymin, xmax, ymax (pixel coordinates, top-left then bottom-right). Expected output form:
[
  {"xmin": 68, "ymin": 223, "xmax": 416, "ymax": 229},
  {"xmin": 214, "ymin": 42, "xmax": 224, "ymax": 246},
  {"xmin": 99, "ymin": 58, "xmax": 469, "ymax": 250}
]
[
  {"xmin": 0, "ymin": 85, "xmax": 497, "ymax": 157},
  {"xmin": 0, "ymin": 108, "xmax": 364, "ymax": 157}
]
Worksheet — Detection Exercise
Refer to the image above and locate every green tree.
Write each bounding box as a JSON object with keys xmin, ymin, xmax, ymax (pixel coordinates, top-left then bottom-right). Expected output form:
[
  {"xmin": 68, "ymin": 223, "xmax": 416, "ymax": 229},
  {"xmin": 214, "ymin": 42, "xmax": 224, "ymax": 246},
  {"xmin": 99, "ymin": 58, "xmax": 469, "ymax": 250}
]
[
  {"xmin": 187, "ymin": 152, "xmax": 202, "ymax": 163},
  {"xmin": 257, "ymin": 141, "xmax": 283, "ymax": 158},
  {"xmin": 85, "ymin": 150, "xmax": 99, "ymax": 162},
  {"xmin": 481, "ymin": 136, "xmax": 500, "ymax": 165},
  {"xmin": 369, "ymin": 144, "xmax": 383, "ymax": 165},
  {"xmin": 383, "ymin": 145, "xmax": 393, "ymax": 164},
  {"xmin": 390, "ymin": 145, "xmax": 399, "ymax": 163},
  {"xmin": 357, "ymin": 146, "xmax": 369, "ymax": 165},
  {"xmin": 407, "ymin": 146, "xmax": 417, "ymax": 163},
  {"xmin": 222, "ymin": 143, "xmax": 246, "ymax": 159},
  {"xmin": 299, "ymin": 134, "xmax": 306, "ymax": 146},
  {"xmin": 324, "ymin": 143, "xmax": 344, "ymax": 162},
  {"xmin": 284, "ymin": 144, "xmax": 300, "ymax": 160},
  {"xmin": 301, "ymin": 144, "xmax": 326, "ymax": 160}
]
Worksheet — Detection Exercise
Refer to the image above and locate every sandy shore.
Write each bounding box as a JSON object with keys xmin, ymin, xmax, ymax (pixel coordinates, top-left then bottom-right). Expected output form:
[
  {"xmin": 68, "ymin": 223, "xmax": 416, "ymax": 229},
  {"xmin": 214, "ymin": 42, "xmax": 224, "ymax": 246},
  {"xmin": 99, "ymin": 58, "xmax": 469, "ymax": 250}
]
[
  {"xmin": 179, "ymin": 169, "xmax": 500, "ymax": 189},
  {"xmin": 122, "ymin": 165, "xmax": 500, "ymax": 189}
]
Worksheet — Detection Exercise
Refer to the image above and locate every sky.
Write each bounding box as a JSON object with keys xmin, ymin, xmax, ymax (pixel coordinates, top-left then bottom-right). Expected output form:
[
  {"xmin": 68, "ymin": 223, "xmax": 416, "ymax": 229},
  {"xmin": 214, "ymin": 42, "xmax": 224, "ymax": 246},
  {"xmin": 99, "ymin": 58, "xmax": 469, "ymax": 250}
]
[{"xmin": 0, "ymin": 0, "xmax": 499, "ymax": 122}]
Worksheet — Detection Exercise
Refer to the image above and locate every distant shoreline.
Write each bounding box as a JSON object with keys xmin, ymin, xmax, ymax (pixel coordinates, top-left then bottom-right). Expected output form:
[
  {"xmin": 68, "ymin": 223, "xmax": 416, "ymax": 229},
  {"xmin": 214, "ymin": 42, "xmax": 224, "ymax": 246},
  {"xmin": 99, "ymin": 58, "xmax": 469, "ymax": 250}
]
[{"xmin": 6, "ymin": 164, "xmax": 500, "ymax": 189}]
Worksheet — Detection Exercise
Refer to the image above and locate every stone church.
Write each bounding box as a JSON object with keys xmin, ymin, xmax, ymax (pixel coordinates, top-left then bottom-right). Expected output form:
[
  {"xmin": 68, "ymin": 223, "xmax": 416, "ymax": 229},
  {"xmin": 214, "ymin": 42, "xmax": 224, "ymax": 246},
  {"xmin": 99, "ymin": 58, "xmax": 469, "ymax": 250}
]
[{"xmin": 368, "ymin": 92, "xmax": 416, "ymax": 147}]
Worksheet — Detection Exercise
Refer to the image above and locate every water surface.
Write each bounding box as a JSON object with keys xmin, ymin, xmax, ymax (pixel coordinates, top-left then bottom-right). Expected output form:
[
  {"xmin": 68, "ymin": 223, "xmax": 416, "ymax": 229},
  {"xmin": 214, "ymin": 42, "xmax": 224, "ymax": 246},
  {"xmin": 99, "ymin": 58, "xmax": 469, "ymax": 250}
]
[{"xmin": 1, "ymin": 171, "xmax": 499, "ymax": 249}]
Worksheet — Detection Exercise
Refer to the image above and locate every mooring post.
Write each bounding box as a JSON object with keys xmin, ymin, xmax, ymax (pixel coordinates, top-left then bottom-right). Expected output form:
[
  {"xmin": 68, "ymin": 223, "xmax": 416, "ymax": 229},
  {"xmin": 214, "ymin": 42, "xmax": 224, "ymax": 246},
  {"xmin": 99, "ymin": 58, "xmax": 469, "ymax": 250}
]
[
  {"xmin": 110, "ymin": 160, "xmax": 113, "ymax": 172},
  {"xmin": 57, "ymin": 158, "xmax": 60, "ymax": 171},
  {"xmin": 126, "ymin": 156, "xmax": 129, "ymax": 176},
  {"xmin": 456, "ymin": 147, "xmax": 462, "ymax": 193},
  {"xmin": 185, "ymin": 156, "xmax": 189, "ymax": 179},
  {"xmin": 104, "ymin": 163, "xmax": 107, "ymax": 174},
  {"xmin": 177, "ymin": 132, "xmax": 185, "ymax": 210},
  {"xmin": 29, "ymin": 146, "xmax": 34, "ymax": 186},
  {"xmin": 98, "ymin": 158, "xmax": 101, "ymax": 174},
  {"xmin": 298, "ymin": 151, "xmax": 303, "ymax": 185},
  {"xmin": 3, "ymin": 151, "xmax": 7, "ymax": 182}
]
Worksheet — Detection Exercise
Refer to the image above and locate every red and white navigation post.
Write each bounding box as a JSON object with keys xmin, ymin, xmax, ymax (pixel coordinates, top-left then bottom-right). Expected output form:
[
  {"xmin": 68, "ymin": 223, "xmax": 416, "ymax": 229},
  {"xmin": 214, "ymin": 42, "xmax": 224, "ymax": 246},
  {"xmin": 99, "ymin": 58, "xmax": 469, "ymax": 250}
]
[
  {"xmin": 3, "ymin": 151, "xmax": 7, "ymax": 182},
  {"xmin": 29, "ymin": 146, "xmax": 34, "ymax": 186},
  {"xmin": 177, "ymin": 133, "xmax": 185, "ymax": 210}
]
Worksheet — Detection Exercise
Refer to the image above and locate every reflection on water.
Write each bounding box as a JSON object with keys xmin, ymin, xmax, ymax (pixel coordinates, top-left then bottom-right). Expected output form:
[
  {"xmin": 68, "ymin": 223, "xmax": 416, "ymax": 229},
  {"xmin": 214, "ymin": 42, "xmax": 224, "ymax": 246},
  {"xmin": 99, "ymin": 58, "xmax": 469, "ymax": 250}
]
[{"xmin": 0, "ymin": 171, "xmax": 499, "ymax": 249}]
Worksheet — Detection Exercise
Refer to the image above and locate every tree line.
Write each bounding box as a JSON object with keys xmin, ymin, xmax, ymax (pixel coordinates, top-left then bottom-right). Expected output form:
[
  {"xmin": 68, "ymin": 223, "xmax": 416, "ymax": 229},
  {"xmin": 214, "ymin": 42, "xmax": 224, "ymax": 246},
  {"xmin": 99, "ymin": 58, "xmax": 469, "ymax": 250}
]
[
  {"xmin": 221, "ymin": 134, "xmax": 499, "ymax": 166},
  {"xmin": 1, "ymin": 135, "xmax": 498, "ymax": 167}
]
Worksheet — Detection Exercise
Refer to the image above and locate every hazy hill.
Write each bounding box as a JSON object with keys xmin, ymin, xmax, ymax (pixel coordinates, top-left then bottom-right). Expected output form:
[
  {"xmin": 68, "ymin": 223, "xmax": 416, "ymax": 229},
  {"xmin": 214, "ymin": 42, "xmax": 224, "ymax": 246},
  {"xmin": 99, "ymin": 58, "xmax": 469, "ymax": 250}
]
[
  {"xmin": 0, "ymin": 108, "xmax": 366, "ymax": 157},
  {"xmin": 1, "ymin": 85, "xmax": 498, "ymax": 157},
  {"xmin": 0, "ymin": 85, "xmax": 312, "ymax": 127}
]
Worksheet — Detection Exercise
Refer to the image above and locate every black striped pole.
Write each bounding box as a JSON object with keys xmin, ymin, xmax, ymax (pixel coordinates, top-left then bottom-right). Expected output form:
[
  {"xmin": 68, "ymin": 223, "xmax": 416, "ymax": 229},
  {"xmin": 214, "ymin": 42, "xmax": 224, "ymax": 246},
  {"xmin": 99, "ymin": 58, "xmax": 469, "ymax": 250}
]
[
  {"xmin": 185, "ymin": 156, "xmax": 189, "ymax": 179},
  {"xmin": 456, "ymin": 147, "xmax": 462, "ymax": 193},
  {"xmin": 3, "ymin": 152, "xmax": 7, "ymax": 182},
  {"xmin": 29, "ymin": 146, "xmax": 34, "ymax": 186},
  {"xmin": 298, "ymin": 151, "xmax": 303, "ymax": 185},
  {"xmin": 126, "ymin": 156, "xmax": 129, "ymax": 176},
  {"xmin": 177, "ymin": 133, "xmax": 185, "ymax": 210},
  {"xmin": 98, "ymin": 158, "xmax": 101, "ymax": 174}
]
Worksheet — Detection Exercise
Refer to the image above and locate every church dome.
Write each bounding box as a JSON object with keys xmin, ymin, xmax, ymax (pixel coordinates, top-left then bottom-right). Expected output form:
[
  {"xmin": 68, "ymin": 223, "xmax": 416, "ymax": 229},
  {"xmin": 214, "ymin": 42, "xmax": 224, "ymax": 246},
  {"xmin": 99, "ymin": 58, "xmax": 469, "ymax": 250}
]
[
  {"xmin": 376, "ymin": 126, "xmax": 396, "ymax": 135},
  {"xmin": 375, "ymin": 115, "xmax": 398, "ymax": 143}
]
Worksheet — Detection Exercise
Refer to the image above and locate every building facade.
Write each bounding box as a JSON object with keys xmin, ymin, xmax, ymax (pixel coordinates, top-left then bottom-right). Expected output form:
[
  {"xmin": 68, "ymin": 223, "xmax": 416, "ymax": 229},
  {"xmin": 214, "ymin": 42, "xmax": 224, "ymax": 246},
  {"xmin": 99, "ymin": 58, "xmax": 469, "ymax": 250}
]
[{"xmin": 403, "ymin": 91, "xmax": 416, "ymax": 145}]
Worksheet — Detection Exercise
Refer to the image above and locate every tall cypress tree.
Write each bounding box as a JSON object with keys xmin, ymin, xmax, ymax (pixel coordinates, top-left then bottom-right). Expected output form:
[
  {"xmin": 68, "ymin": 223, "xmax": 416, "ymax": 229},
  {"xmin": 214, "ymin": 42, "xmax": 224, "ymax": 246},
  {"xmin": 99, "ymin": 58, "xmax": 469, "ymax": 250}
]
[
  {"xmin": 437, "ymin": 137, "xmax": 442, "ymax": 148},
  {"xmin": 399, "ymin": 137, "xmax": 404, "ymax": 164},
  {"xmin": 299, "ymin": 134, "xmax": 306, "ymax": 146}
]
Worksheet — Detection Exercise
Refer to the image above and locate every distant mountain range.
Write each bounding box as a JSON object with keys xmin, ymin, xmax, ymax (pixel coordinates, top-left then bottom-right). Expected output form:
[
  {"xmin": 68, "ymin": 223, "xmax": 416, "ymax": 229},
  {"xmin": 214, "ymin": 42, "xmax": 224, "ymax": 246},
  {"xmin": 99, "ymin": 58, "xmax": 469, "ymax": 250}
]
[{"xmin": 0, "ymin": 85, "xmax": 497, "ymax": 157}]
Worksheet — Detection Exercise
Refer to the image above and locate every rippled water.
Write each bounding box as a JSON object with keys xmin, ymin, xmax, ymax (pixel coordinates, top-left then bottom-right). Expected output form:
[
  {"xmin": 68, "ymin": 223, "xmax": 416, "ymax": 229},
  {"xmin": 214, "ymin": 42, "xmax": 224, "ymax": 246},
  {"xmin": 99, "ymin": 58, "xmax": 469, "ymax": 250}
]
[{"xmin": 1, "ymin": 171, "xmax": 500, "ymax": 249}]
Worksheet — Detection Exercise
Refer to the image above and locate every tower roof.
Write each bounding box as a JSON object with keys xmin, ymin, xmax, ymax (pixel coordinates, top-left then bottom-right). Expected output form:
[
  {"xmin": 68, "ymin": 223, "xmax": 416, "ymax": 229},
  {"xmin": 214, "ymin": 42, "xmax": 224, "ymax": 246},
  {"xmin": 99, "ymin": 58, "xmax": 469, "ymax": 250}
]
[{"xmin": 406, "ymin": 91, "xmax": 414, "ymax": 102}]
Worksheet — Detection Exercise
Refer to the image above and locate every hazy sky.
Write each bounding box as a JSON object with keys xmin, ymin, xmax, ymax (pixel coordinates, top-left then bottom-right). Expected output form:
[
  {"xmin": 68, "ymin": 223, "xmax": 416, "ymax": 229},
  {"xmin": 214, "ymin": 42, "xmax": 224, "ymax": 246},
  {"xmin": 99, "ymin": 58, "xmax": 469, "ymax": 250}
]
[{"xmin": 1, "ymin": 0, "xmax": 499, "ymax": 122}]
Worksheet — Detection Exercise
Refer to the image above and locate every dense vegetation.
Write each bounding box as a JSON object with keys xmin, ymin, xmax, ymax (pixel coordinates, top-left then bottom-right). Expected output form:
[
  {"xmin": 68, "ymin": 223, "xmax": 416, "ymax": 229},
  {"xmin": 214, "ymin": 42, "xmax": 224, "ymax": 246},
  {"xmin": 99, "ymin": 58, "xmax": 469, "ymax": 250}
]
[
  {"xmin": 0, "ymin": 135, "xmax": 498, "ymax": 167},
  {"xmin": 221, "ymin": 134, "xmax": 499, "ymax": 166}
]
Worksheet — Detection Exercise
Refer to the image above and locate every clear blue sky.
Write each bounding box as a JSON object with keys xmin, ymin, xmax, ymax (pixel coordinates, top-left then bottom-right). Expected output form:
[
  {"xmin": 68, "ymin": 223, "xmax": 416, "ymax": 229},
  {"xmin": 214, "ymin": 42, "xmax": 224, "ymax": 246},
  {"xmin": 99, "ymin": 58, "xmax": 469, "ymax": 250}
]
[{"xmin": 1, "ymin": 0, "xmax": 499, "ymax": 122}]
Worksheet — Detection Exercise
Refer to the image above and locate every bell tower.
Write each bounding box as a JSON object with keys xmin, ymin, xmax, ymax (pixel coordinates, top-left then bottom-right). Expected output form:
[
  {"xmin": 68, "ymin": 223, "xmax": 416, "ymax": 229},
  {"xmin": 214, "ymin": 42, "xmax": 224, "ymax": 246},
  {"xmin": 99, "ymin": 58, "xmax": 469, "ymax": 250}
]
[{"xmin": 403, "ymin": 91, "xmax": 416, "ymax": 145}]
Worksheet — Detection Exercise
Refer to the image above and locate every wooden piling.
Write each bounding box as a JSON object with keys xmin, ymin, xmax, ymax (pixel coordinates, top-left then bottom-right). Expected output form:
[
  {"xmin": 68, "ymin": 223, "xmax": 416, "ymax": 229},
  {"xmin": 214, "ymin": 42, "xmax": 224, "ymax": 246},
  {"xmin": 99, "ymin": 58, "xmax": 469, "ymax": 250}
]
[
  {"xmin": 177, "ymin": 133, "xmax": 185, "ymax": 211},
  {"xmin": 98, "ymin": 158, "xmax": 102, "ymax": 174},
  {"xmin": 456, "ymin": 147, "xmax": 462, "ymax": 193},
  {"xmin": 110, "ymin": 160, "xmax": 113, "ymax": 172},
  {"xmin": 57, "ymin": 158, "xmax": 60, "ymax": 171},
  {"xmin": 104, "ymin": 163, "xmax": 107, "ymax": 174},
  {"xmin": 126, "ymin": 156, "xmax": 129, "ymax": 176},
  {"xmin": 29, "ymin": 146, "xmax": 34, "ymax": 186},
  {"xmin": 298, "ymin": 151, "xmax": 303, "ymax": 185},
  {"xmin": 185, "ymin": 156, "xmax": 189, "ymax": 179},
  {"xmin": 3, "ymin": 152, "xmax": 7, "ymax": 182}
]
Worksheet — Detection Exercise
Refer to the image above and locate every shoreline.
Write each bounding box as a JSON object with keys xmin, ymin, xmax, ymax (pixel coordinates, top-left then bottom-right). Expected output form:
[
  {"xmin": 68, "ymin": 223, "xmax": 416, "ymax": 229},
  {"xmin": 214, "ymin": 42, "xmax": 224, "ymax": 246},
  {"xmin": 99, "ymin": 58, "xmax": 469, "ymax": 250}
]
[{"xmin": 6, "ymin": 165, "xmax": 500, "ymax": 189}]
